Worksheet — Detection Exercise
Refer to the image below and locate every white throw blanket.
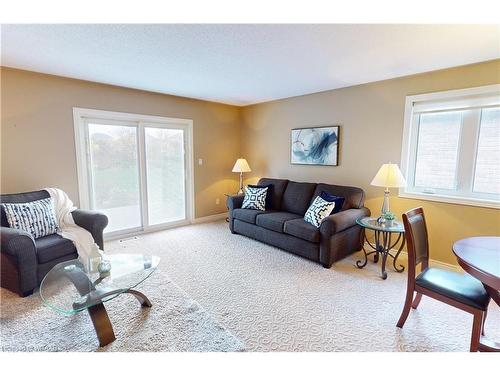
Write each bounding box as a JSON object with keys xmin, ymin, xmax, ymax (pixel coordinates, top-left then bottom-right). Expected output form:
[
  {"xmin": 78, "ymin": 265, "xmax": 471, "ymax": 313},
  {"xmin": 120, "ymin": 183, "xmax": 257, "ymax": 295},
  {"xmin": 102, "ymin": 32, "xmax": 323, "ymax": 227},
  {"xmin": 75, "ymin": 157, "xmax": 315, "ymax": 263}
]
[{"xmin": 44, "ymin": 188, "xmax": 101, "ymax": 266}]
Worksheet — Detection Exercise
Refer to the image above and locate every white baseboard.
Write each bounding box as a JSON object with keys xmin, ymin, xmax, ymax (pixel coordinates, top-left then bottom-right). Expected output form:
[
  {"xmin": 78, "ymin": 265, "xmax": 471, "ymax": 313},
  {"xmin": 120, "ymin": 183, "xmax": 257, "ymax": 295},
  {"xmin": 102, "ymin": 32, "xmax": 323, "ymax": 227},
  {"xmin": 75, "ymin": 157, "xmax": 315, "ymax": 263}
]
[
  {"xmin": 396, "ymin": 251, "xmax": 462, "ymax": 272},
  {"xmin": 191, "ymin": 212, "xmax": 227, "ymax": 224},
  {"xmin": 105, "ymin": 213, "xmax": 227, "ymax": 242}
]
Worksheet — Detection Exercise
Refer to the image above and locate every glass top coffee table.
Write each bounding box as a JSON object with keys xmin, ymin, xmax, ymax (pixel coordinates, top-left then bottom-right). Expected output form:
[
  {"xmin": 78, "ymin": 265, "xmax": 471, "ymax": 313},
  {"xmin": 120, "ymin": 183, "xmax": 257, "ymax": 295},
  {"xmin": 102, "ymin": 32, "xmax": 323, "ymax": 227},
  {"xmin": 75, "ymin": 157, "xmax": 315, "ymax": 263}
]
[{"xmin": 40, "ymin": 253, "xmax": 160, "ymax": 347}]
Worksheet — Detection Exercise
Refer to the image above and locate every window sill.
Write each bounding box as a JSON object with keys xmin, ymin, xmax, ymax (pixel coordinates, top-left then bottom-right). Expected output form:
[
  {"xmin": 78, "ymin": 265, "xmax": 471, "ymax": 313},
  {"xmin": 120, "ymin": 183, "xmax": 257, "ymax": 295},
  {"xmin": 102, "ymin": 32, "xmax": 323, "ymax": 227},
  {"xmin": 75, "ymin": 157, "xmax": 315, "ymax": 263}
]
[{"xmin": 398, "ymin": 191, "xmax": 500, "ymax": 210}]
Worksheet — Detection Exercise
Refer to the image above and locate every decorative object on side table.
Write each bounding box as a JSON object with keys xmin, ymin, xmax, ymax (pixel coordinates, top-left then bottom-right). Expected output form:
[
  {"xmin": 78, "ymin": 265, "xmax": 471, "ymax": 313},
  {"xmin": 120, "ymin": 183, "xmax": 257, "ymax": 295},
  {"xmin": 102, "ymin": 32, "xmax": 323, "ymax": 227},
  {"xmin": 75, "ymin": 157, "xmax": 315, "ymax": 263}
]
[
  {"xmin": 370, "ymin": 163, "xmax": 406, "ymax": 218},
  {"xmin": 291, "ymin": 126, "xmax": 339, "ymax": 166},
  {"xmin": 232, "ymin": 158, "xmax": 251, "ymax": 194},
  {"xmin": 378, "ymin": 211, "xmax": 396, "ymax": 226},
  {"xmin": 356, "ymin": 216, "xmax": 405, "ymax": 280}
]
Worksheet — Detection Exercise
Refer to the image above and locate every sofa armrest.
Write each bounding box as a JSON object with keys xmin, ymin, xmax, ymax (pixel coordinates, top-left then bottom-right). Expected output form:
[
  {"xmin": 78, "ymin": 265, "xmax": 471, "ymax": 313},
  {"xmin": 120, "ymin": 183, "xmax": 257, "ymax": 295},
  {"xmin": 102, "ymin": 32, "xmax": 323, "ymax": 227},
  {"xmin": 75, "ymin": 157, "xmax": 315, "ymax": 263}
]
[
  {"xmin": 71, "ymin": 209, "xmax": 108, "ymax": 250},
  {"xmin": 227, "ymin": 195, "xmax": 244, "ymax": 210},
  {"xmin": 320, "ymin": 207, "xmax": 370, "ymax": 237}
]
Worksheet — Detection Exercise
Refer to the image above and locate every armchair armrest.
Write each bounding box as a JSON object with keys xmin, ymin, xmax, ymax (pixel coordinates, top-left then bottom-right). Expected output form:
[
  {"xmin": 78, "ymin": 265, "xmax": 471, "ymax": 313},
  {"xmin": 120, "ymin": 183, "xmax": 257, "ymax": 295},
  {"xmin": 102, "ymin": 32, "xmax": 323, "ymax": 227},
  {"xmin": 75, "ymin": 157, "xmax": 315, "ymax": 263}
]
[
  {"xmin": 1, "ymin": 227, "xmax": 36, "ymax": 257},
  {"xmin": 227, "ymin": 195, "xmax": 244, "ymax": 210},
  {"xmin": 320, "ymin": 207, "xmax": 370, "ymax": 237},
  {"xmin": 1, "ymin": 226, "xmax": 38, "ymax": 294},
  {"xmin": 71, "ymin": 209, "xmax": 108, "ymax": 250}
]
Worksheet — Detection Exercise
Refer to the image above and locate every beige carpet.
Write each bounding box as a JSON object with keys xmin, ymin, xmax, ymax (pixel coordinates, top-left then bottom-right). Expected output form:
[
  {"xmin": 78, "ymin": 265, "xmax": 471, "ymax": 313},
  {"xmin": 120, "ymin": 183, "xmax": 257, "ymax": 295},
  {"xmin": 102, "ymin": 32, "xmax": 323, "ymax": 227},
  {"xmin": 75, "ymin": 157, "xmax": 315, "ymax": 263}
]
[
  {"xmin": 2, "ymin": 220, "xmax": 498, "ymax": 351},
  {"xmin": 105, "ymin": 220, "xmax": 499, "ymax": 352},
  {"xmin": 0, "ymin": 266, "xmax": 244, "ymax": 352}
]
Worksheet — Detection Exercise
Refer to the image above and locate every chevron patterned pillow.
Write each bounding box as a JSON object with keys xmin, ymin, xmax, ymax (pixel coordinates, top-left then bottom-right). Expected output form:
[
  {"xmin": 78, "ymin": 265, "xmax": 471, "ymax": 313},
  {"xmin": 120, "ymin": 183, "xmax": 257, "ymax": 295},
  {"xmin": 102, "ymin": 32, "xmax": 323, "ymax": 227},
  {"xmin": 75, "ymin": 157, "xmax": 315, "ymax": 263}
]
[
  {"xmin": 304, "ymin": 195, "xmax": 336, "ymax": 228},
  {"xmin": 242, "ymin": 186, "xmax": 268, "ymax": 211}
]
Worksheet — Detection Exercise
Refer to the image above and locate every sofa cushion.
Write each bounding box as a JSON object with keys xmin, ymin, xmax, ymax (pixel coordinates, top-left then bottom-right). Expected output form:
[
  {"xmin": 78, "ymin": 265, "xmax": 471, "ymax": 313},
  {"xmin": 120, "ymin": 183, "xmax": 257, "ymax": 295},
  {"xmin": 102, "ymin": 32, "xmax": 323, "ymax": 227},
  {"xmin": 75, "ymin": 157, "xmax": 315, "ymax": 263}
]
[
  {"xmin": 281, "ymin": 181, "xmax": 317, "ymax": 215},
  {"xmin": 257, "ymin": 178, "xmax": 289, "ymax": 210},
  {"xmin": 311, "ymin": 183, "xmax": 365, "ymax": 210},
  {"xmin": 284, "ymin": 218, "xmax": 320, "ymax": 243},
  {"xmin": 36, "ymin": 234, "xmax": 77, "ymax": 264},
  {"xmin": 256, "ymin": 212, "xmax": 301, "ymax": 233},
  {"xmin": 232, "ymin": 208, "xmax": 271, "ymax": 224},
  {"xmin": 233, "ymin": 219, "xmax": 320, "ymax": 262}
]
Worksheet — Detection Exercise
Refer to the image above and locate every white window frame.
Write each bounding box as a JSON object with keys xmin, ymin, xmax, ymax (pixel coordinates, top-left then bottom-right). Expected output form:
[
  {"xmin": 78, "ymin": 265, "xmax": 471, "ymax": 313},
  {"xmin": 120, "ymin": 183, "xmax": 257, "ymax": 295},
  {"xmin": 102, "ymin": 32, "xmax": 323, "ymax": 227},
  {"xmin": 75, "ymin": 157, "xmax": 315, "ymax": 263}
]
[
  {"xmin": 399, "ymin": 84, "xmax": 500, "ymax": 209},
  {"xmin": 73, "ymin": 107, "xmax": 195, "ymax": 239}
]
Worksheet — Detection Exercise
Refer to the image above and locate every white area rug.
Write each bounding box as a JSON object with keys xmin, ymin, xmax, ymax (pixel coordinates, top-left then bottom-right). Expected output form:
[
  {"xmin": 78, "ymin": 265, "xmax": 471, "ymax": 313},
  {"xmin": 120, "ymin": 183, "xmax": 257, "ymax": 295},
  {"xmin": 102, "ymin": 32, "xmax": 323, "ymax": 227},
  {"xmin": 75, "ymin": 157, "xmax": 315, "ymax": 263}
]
[
  {"xmin": 2, "ymin": 220, "xmax": 498, "ymax": 352},
  {"xmin": 0, "ymin": 268, "xmax": 244, "ymax": 352}
]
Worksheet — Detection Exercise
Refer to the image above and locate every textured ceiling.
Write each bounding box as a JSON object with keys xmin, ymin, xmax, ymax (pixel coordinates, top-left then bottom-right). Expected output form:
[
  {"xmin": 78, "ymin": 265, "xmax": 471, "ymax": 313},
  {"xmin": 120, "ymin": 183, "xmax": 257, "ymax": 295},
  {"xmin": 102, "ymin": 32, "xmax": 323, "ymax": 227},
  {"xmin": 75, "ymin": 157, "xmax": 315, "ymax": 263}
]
[{"xmin": 1, "ymin": 24, "xmax": 499, "ymax": 105}]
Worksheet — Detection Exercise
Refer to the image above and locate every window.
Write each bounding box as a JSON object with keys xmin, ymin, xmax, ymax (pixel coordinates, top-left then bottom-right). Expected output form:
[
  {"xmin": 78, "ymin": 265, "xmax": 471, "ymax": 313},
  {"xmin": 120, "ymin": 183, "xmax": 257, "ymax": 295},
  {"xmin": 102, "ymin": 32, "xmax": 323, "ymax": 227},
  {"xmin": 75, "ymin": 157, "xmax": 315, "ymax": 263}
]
[
  {"xmin": 73, "ymin": 108, "xmax": 194, "ymax": 238},
  {"xmin": 400, "ymin": 85, "xmax": 500, "ymax": 208},
  {"xmin": 474, "ymin": 108, "xmax": 500, "ymax": 195}
]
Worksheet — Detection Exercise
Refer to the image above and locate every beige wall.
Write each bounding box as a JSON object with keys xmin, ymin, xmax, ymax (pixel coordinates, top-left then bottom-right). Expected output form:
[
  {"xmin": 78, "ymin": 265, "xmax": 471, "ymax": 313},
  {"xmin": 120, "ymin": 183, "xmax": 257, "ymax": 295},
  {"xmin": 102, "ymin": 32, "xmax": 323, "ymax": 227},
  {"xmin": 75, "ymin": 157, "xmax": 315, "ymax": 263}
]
[
  {"xmin": 241, "ymin": 60, "xmax": 500, "ymax": 265},
  {"xmin": 1, "ymin": 68, "xmax": 241, "ymax": 218},
  {"xmin": 3, "ymin": 61, "xmax": 500, "ymax": 265}
]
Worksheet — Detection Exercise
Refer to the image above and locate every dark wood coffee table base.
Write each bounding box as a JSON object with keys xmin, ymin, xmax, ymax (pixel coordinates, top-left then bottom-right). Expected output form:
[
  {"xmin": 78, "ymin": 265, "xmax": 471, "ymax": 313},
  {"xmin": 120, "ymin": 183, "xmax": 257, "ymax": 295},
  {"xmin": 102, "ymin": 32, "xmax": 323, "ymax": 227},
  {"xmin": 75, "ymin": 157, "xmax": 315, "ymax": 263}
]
[
  {"xmin": 87, "ymin": 289, "xmax": 152, "ymax": 347},
  {"xmin": 64, "ymin": 266, "xmax": 152, "ymax": 347}
]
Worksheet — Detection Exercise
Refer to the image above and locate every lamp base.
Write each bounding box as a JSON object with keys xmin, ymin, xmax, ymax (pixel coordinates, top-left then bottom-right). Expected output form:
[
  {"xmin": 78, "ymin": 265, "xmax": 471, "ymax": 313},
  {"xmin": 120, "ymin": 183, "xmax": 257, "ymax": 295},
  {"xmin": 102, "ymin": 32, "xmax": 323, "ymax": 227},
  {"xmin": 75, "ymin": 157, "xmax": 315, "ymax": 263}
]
[
  {"xmin": 381, "ymin": 188, "xmax": 390, "ymax": 216},
  {"xmin": 237, "ymin": 172, "xmax": 244, "ymax": 195}
]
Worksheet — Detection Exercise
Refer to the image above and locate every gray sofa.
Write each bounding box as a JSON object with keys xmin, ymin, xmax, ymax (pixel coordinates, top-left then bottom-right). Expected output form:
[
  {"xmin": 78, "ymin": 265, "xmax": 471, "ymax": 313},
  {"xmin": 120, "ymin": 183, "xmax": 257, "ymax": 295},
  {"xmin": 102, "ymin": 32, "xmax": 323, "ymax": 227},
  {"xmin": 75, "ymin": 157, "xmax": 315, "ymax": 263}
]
[
  {"xmin": 1, "ymin": 190, "xmax": 108, "ymax": 297},
  {"xmin": 227, "ymin": 178, "xmax": 370, "ymax": 268}
]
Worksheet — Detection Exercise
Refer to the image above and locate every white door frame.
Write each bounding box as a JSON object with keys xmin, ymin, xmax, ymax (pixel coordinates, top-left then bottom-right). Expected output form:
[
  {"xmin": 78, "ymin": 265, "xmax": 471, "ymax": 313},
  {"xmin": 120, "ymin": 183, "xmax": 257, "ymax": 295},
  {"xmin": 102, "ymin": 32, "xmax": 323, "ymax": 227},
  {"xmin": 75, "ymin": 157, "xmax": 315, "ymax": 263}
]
[{"xmin": 73, "ymin": 107, "xmax": 195, "ymax": 239}]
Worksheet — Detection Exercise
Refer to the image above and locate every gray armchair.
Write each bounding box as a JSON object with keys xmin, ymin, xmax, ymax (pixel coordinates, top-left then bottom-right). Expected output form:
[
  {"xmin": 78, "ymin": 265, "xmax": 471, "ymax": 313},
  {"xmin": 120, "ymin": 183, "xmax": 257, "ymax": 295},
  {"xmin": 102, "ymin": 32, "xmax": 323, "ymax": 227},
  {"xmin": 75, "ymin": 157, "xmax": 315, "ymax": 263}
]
[{"xmin": 1, "ymin": 190, "xmax": 108, "ymax": 297}]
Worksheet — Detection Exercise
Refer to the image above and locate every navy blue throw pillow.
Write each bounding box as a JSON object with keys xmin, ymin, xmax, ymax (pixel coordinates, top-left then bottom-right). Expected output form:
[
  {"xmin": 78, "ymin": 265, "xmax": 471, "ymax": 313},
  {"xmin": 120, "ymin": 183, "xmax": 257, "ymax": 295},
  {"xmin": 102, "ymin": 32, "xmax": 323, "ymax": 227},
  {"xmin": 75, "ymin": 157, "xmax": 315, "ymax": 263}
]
[
  {"xmin": 248, "ymin": 184, "xmax": 273, "ymax": 209},
  {"xmin": 319, "ymin": 191, "xmax": 345, "ymax": 214}
]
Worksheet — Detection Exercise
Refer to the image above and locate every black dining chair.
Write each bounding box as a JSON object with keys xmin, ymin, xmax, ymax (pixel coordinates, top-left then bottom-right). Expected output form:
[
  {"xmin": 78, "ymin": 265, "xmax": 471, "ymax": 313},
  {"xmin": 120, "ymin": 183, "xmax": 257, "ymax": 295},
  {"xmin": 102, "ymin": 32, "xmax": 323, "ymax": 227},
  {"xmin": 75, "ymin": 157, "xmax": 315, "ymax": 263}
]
[{"xmin": 396, "ymin": 207, "xmax": 491, "ymax": 351}]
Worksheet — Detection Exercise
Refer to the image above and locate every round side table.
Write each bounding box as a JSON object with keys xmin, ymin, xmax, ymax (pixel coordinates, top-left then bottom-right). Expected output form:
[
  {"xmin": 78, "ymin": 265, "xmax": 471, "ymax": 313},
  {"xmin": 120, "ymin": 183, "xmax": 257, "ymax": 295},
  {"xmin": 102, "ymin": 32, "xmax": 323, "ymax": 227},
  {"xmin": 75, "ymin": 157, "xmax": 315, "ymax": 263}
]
[{"xmin": 355, "ymin": 217, "xmax": 406, "ymax": 280}]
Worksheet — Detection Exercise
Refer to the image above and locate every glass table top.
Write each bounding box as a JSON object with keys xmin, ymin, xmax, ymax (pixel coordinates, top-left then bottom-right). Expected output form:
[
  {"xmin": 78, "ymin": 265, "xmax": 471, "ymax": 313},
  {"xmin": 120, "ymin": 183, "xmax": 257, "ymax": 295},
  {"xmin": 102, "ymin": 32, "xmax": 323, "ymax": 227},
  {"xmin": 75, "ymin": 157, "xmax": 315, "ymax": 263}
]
[
  {"xmin": 39, "ymin": 254, "xmax": 160, "ymax": 315},
  {"xmin": 356, "ymin": 217, "xmax": 405, "ymax": 233}
]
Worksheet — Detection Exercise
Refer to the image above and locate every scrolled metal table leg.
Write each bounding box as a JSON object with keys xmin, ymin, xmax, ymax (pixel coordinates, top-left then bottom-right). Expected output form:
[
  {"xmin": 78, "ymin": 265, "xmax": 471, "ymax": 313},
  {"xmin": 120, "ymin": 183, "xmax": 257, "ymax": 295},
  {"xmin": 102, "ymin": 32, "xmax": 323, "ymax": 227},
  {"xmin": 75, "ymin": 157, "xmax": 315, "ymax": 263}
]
[
  {"xmin": 392, "ymin": 234, "xmax": 406, "ymax": 273},
  {"xmin": 381, "ymin": 255, "xmax": 388, "ymax": 279},
  {"xmin": 356, "ymin": 228, "xmax": 379, "ymax": 269},
  {"xmin": 356, "ymin": 228, "xmax": 369, "ymax": 269},
  {"xmin": 373, "ymin": 231, "xmax": 380, "ymax": 263},
  {"xmin": 380, "ymin": 232, "xmax": 390, "ymax": 280}
]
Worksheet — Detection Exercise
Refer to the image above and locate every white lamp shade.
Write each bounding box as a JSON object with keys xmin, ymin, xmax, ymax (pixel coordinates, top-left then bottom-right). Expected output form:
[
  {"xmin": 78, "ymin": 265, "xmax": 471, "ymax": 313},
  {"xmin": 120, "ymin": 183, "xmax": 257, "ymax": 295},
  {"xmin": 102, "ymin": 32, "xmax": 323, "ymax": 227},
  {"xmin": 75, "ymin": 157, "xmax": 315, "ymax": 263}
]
[
  {"xmin": 370, "ymin": 163, "xmax": 407, "ymax": 188},
  {"xmin": 232, "ymin": 158, "xmax": 251, "ymax": 173}
]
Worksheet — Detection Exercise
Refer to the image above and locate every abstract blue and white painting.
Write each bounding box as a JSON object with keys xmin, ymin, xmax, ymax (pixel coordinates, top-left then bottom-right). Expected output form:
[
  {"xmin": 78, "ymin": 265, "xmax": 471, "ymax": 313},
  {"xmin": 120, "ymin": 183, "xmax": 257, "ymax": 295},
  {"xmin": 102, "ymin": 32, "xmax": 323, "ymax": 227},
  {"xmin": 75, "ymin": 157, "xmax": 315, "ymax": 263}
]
[{"xmin": 291, "ymin": 126, "xmax": 339, "ymax": 166}]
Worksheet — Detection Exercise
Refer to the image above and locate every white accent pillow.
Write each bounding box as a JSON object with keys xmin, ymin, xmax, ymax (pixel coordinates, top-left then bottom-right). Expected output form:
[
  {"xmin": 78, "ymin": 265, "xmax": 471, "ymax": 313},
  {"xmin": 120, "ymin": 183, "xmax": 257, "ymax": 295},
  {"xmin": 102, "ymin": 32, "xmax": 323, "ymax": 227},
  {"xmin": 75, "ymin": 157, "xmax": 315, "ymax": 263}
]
[
  {"xmin": 242, "ymin": 186, "xmax": 268, "ymax": 211},
  {"xmin": 2, "ymin": 198, "xmax": 59, "ymax": 239},
  {"xmin": 304, "ymin": 196, "xmax": 336, "ymax": 228}
]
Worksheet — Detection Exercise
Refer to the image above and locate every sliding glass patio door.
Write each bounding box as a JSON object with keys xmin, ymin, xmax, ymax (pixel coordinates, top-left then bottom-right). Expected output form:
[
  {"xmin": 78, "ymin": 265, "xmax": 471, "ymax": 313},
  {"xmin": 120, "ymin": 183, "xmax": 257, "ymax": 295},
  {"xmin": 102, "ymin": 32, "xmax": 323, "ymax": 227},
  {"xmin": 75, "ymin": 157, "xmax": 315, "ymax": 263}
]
[
  {"xmin": 144, "ymin": 126, "xmax": 186, "ymax": 226},
  {"xmin": 87, "ymin": 121, "xmax": 142, "ymax": 233},
  {"xmin": 74, "ymin": 108, "xmax": 193, "ymax": 238}
]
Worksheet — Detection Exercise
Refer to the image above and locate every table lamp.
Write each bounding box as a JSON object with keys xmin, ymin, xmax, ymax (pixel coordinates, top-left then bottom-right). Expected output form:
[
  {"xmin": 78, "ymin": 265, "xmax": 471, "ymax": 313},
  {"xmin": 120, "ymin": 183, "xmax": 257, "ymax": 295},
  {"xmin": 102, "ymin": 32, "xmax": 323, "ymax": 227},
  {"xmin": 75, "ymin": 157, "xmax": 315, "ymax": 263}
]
[
  {"xmin": 232, "ymin": 158, "xmax": 251, "ymax": 194},
  {"xmin": 370, "ymin": 163, "xmax": 406, "ymax": 216}
]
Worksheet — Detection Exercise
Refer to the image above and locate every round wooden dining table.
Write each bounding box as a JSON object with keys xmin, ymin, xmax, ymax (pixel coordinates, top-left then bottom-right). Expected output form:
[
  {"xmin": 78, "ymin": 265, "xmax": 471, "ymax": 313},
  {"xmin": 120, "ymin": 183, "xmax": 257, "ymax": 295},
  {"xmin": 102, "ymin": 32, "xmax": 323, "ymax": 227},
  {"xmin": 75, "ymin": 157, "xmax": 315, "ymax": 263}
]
[{"xmin": 453, "ymin": 236, "xmax": 500, "ymax": 352}]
